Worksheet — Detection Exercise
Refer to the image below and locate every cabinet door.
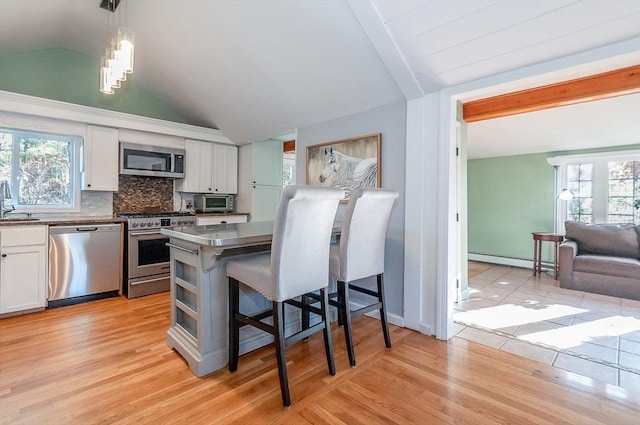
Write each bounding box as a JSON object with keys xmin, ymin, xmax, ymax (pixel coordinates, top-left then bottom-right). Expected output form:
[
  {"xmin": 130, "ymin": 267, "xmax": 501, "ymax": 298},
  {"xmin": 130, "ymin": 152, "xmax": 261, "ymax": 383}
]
[
  {"xmin": 82, "ymin": 125, "xmax": 119, "ymax": 191},
  {"xmin": 252, "ymin": 140, "xmax": 283, "ymax": 186},
  {"xmin": 181, "ymin": 139, "xmax": 214, "ymax": 192},
  {"xmin": 0, "ymin": 245, "xmax": 47, "ymax": 314},
  {"xmin": 213, "ymin": 144, "xmax": 238, "ymax": 194},
  {"xmin": 251, "ymin": 185, "xmax": 283, "ymax": 222}
]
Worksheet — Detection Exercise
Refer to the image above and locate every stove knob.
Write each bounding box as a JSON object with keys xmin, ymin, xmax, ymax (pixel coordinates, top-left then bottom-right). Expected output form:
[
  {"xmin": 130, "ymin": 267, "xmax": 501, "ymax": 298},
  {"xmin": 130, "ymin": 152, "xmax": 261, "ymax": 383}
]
[
  {"xmin": 178, "ymin": 220, "xmax": 184, "ymax": 225},
  {"xmin": 154, "ymin": 221, "xmax": 160, "ymax": 226},
  {"xmin": 147, "ymin": 221, "xmax": 154, "ymax": 227},
  {"xmin": 131, "ymin": 222, "xmax": 139, "ymax": 228},
  {"xmin": 140, "ymin": 222, "xmax": 146, "ymax": 227}
]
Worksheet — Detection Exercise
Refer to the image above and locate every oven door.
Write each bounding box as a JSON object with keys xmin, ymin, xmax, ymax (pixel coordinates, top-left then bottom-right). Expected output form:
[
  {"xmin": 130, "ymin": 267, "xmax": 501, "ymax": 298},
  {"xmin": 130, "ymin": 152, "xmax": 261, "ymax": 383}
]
[{"xmin": 128, "ymin": 229, "xmax": 171, "ymax": 279}]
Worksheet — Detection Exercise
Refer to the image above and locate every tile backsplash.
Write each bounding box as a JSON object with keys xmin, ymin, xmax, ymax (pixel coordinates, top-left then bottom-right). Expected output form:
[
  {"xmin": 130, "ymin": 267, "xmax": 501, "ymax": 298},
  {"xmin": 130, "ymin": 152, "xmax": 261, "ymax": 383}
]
[
  {"xmin": 80, "ymin": 191, "xmax": 113, "ymax": 216},
  {"xmin": 113, "ymin": 175, "xmax": 174, "ymax": 214}
]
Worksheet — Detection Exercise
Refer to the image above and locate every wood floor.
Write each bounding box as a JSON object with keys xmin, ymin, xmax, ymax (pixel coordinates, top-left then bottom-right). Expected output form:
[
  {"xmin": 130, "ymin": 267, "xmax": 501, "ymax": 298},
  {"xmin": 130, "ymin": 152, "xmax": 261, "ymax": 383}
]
[{"xmin": 0, "ymin": 293, "xmax": 638, "ymax": 424}]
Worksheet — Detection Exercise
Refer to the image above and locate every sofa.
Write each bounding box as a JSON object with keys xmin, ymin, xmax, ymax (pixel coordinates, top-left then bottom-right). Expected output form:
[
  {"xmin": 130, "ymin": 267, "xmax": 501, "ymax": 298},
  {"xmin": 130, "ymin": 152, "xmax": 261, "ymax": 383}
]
[{"xmin": 559, "ymin": 221, "xmax": 640, "ymax": 301}]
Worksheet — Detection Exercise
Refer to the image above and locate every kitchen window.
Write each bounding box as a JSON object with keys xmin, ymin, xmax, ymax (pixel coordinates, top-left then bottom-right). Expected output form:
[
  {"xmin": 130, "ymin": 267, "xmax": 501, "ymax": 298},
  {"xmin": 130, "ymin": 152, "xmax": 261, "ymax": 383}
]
[{"xmin": 0, "ymin": 128, "xmax": 80, "ymax": 211}]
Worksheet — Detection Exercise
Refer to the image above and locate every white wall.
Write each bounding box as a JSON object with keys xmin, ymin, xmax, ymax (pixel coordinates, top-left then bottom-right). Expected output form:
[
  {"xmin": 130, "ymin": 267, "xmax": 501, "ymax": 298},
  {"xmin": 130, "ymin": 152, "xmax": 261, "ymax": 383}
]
[{"xmin": 295, "ymin": 101, "xmax": 406, "ymax": 320}]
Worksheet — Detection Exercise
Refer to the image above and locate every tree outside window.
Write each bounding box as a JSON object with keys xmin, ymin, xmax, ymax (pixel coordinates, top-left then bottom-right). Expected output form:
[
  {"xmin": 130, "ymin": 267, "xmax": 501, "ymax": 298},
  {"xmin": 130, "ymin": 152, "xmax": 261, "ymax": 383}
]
[
  {"xmin": 0, "ymin": 130, "xmax": 77, "ymax": 209},
  {"xmin": 608, "ymin": 160, "xmax": 640, "ymax": 223},
  {"xmin": 566, "ymin": 163, "xmax": 593, "ymax": 223}
]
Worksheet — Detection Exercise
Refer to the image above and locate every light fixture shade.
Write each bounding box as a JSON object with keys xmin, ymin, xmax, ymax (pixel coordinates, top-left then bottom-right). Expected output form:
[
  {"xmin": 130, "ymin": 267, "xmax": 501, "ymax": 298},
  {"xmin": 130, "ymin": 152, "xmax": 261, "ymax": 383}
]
[
  {"xmin": 104, "ymin": 47, "xmax": 120, "ymax": 89},
  {"xmin": 99, "ymin": 56, "xmax": 114, "ymax": 94},
  {"xmin": 117, "ymin": 27, "xmax": 135, "ymax": 73},
  {"xmin": 558, "ymin": 189, "xmax": 574, "ymax": 201}
]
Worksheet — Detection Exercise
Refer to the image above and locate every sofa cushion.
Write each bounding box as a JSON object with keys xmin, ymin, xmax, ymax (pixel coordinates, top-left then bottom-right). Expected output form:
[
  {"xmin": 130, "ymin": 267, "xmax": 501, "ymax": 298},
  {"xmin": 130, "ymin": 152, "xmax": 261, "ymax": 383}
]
[
  {"xmin": 565, "ymin": 221, "xmax": 639, "ymax": 259},
  {"xmin": 573, "ymin": 255, "xmax": 640, "ymax": 280}
]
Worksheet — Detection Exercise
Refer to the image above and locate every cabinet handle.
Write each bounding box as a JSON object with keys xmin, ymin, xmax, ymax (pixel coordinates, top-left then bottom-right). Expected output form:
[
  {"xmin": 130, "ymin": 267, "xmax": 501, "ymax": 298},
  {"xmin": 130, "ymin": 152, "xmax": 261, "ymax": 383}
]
[
  {"xmin": 1, "ymin": 254, "xmax": 6, "ymax": 258},
  {"xmin": 87, "ymin": 184, "xmax": 91, "ymax": 187}
]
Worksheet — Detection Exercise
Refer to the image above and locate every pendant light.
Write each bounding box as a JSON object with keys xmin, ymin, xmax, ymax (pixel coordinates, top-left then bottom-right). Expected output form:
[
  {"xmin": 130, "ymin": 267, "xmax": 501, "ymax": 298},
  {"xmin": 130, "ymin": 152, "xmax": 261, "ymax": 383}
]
[{"xmin": 99, "ymin": 0, "xmax": 134, "ymax": 95}]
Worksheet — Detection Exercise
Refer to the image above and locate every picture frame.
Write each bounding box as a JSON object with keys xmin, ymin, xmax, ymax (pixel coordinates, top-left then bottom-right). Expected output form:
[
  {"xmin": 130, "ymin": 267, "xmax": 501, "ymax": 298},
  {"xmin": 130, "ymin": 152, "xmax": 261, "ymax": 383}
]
[{"xmin": 306, "ymin": 133, "xmax": 381, "ymax": 199}]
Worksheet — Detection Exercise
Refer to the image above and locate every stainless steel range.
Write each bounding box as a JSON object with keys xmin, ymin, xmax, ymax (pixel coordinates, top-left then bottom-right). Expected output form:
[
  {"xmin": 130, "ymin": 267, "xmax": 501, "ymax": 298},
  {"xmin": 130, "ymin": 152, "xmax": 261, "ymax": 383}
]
[{"xmin": 119, "ymin": 212, "xmax": 196, "ymax": 298}]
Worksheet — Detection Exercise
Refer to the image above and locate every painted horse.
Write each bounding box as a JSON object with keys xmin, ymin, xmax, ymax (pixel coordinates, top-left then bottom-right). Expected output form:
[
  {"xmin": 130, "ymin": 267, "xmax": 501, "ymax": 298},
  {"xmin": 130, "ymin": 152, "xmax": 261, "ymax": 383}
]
[{"xmin": 318, "ymin": 147, "xmax": 377, "ymax": 197}]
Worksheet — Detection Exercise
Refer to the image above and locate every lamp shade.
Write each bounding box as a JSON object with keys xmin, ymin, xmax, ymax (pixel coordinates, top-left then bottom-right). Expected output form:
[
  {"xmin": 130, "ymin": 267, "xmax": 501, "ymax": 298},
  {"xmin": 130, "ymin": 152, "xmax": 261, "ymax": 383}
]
[{"xmin": 558, "ymin": 189, "xmax": 574, "ymax": 201}]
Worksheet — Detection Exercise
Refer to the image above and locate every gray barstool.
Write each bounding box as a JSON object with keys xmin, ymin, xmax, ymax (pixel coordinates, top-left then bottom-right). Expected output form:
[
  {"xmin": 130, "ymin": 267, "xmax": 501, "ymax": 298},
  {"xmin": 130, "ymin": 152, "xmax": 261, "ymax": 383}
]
[
  {"xmin": 226, "ymin": 185, "xmax": 343, "ymax": 407},
  {"xmin": 327, "ymin": 188, "xmax": 398, "ymax": 367}
]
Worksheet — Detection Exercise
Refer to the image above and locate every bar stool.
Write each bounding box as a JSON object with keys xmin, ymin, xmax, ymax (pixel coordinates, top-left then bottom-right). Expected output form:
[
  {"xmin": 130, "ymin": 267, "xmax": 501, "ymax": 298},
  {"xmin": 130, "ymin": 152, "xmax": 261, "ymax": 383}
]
[
  {"xmin": 304, "ymin": 188, "xmax": 398, "ymax": 367},
  {"xmin": 226, "ymin": 185, "xmax": 343, "ymax": 407}
]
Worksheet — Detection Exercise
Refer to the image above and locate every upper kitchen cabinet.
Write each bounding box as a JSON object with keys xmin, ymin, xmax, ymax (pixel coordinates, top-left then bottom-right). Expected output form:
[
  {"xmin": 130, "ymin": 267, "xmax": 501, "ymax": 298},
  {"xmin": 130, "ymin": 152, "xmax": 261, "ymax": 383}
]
[
  {"xmin": 82, "ymin": 125, "xmax": 119, "ymax": 191},
  {"xmin": 177, "ymin": 139, "xmax": 238, "ymax": 194},
  {"xmin": 213, "ymin": 144, "xmax": 238, "ymax": 194}
]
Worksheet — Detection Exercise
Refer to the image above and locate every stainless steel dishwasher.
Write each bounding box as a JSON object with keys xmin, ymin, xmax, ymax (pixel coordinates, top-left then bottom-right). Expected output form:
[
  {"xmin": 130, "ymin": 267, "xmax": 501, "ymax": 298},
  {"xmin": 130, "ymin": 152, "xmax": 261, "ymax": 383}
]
[{"xmin": 48, "ymin": 224, "xmax": 122, "ymax": 307}]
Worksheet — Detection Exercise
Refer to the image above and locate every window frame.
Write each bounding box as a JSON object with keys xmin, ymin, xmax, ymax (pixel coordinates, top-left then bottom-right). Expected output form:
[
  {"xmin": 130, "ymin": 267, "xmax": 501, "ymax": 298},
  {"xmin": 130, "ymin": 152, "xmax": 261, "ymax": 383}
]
[
  {"xmin": 0, "ymin": 128, "xmax": 82, "ymax": 213},
  {"xmin": 548, "ymin": 149, "xmax": 640, "ymax": 232}
]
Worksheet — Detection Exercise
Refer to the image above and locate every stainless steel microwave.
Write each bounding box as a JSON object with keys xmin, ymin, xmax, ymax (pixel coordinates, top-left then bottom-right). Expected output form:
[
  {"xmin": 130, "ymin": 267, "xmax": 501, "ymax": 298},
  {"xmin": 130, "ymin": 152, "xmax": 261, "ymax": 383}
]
[
  {"xmin": 194, "ymin": 194, "xmax": 234, "ymax": 213},
  {"xmin": 120, "ymin": 143, "xmax": 185, "ymax": 178}
]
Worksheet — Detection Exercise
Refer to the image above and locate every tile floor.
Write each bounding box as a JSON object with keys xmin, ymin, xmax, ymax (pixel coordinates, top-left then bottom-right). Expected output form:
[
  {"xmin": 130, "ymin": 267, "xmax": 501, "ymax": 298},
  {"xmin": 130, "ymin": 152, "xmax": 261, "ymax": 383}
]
[{"xmin": 453, "ymin": 261, "xmax": 640, "ymax": 392}]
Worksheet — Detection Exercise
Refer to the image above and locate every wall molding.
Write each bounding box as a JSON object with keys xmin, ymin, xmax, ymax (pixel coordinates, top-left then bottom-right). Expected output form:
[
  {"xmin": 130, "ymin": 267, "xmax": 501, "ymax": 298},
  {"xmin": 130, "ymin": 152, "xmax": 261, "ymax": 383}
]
[
  {"xmin": 0, "ymin": 90, "xmax": 233, "ymax": 144},
  {"xmin": 469, "ymin": 253, "xmax": 533, "ymax": 270}
]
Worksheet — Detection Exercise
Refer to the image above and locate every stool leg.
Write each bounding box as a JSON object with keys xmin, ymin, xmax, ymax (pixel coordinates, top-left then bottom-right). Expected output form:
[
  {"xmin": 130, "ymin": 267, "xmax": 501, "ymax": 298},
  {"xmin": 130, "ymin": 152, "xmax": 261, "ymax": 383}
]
[
  {"xmin": 301, "ymin": 294, "xmax": 310, "ymax": 332},
  {"xmin": 339, "ymin": 280, "xmax": 356, "ymax": 367},
  {"xmin": 320, "ymin": 288, "xmax": 336, "ymax": 376},
  {"xmin": 272, "ymin": 301, "xmax": 291, "ymax": 407},
  {"xmin": 228, "ymin": 277, "xmax": 240, "ymax": 372},
  {"xmin": 378, "ymin": 274, "xmax": 391, "ymax": 349}
]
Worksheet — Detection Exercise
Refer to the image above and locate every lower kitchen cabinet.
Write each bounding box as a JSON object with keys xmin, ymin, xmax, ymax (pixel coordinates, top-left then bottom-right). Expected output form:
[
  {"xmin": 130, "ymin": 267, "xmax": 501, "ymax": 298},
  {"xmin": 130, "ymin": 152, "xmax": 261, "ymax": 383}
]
[{"xmin": 0, "ymin": 225, "xmax": 48, "ymax": 315}]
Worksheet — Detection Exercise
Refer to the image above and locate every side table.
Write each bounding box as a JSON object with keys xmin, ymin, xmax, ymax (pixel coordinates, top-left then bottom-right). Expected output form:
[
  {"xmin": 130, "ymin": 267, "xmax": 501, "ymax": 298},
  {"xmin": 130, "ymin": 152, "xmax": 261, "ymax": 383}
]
[{"xmin": 532, "ymin": 232, "xmax": 564, "ymax": 279}]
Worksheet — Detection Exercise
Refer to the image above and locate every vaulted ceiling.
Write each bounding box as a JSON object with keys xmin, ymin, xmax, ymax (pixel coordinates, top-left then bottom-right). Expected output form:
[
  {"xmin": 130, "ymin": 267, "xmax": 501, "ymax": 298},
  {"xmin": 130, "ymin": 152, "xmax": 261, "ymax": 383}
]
[{"xmin": 1, "ymin": 0, "xmax": 639, "ymax": 153}]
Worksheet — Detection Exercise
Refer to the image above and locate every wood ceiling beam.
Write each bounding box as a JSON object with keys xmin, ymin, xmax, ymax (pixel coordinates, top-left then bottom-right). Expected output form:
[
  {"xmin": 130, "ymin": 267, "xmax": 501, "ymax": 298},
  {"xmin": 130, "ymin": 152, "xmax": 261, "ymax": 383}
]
[{"xmin": 463, "ymin": 65, "xmax": 640, "ymax": 123}]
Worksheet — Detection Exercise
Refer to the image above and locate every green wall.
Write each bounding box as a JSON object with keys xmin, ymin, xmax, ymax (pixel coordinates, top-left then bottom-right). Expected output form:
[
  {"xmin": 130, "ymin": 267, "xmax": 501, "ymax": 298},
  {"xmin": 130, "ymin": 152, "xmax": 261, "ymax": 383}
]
[
  {"xmin": 468, "ymin": 153, "xmax": 554, "ymax": 261},
  {"xmin": 0, "ymin": 48, "xmax": 187, "ymax": 123},
  {"xmin": 468, "ymin": 144, "xmax": 640, "ymax": 262}
]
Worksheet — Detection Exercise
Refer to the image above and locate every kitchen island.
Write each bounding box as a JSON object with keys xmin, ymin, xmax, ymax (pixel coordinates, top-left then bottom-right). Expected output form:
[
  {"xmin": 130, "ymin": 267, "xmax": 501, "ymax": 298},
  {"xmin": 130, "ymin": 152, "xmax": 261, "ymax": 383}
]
[{"xmin": 160, "ymin": 221, "xmax": 278, "ymax": 377}]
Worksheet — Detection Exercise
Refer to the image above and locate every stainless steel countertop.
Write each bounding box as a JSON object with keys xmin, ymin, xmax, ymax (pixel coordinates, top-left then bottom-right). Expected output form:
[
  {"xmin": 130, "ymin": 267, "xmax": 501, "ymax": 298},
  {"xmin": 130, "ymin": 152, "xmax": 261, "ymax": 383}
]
[{"xmin": 161, "ymin": 221, "xmax": 275, "ymax": 248}]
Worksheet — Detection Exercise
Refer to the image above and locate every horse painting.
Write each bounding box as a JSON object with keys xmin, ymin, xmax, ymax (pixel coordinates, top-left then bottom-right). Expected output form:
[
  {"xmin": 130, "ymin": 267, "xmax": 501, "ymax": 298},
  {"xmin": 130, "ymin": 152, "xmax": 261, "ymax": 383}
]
[{"xmin": 317, "ymin": 147, "xmax": 377, "ymax": 197}]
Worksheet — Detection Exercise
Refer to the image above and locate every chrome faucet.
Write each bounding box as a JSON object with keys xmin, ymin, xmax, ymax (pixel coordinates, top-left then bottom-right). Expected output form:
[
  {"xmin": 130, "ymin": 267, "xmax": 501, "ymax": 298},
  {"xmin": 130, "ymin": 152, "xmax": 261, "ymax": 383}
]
[{"xmin": 0, "ymin": 180, "xmax": 15, "ymax": 219}]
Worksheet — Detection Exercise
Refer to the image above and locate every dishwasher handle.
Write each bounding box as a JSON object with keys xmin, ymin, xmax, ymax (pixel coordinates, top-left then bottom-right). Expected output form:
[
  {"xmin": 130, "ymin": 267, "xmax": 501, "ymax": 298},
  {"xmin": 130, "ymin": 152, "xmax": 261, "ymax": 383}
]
[
  {"xmin": 49, "ymin": 224, "xmax": 121, "ymax": 235},
  {"xmin": 76, "ymin": 227, "xmax": 98, "ymax": 232}
]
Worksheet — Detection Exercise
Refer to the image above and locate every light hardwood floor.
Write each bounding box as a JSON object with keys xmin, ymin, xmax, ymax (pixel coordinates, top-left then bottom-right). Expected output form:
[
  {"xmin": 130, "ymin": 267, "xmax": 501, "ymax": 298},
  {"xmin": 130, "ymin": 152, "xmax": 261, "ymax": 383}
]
[{"xmin": 1, "ymin": 292, "xmax": 638, "ymax": 424}]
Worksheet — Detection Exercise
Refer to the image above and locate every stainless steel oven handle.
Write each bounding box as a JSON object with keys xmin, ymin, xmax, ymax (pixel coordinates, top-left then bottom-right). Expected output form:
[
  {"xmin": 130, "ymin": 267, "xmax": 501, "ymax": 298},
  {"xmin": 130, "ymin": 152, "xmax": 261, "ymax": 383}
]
[
  {"xmin": 131, "ymin": 276, "xmax": 170, "ymax": 286},
  {"xmin": 130, "ymin": 230, "xmax": 162, "ymax": 236},
  {"xmin": 166, "ymin": 242, "xmax": 199, "ymax": 255}
]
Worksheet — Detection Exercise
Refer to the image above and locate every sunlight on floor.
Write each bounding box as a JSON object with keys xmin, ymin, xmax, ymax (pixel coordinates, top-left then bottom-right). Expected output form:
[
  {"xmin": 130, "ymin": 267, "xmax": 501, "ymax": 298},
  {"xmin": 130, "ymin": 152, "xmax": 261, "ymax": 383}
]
[
  {"xmin": 454, "ymin": 262, "xmax": 640, "ymax": 391},
  {"xmin": 519, "ymin": 315, "xmax": 640, "ymax": 350},
  {"xmin": 455, "ymin": 303, "xmax": 587, "ymax": 329}
]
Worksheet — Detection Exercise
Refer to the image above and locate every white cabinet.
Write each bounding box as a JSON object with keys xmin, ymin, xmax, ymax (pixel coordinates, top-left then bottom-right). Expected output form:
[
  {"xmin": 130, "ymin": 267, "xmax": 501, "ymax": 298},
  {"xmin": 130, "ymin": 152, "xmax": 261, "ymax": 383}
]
[
  {"xmin": 214, "ymin": 144, "xmax": 238, "ymax": 194},
  {"xmin": 252, "ymin": 140, "xmax": 283, "ymax": 186},
  {"xmin": 82, "ymin": 125, "xmax": 119, "ymax": 191},
  {"xmin": 178, "ymin": 140, "xmax": 238, "ymax": 194},
  {"xmin": 196, "ymin": 214, "xmax": 248, "ymax": 226},
  {"xmin": 237, "ymin": 140, "xmax": 283, "ymax": 222},
  {"xmin": 0, "ymin": 225, "xmax": 47, "ymax": 315}
]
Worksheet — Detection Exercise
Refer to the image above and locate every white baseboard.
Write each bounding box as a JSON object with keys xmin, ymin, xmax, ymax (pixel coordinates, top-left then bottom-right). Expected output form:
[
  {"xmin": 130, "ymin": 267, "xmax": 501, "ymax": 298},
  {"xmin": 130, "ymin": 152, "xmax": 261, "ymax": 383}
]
[
  {"xmin": 419, "ymin": 323, "xmax": 433, "ymax": 336},
  {"xmin": 468, "ymin": 253, "xmax": 533, "ymax": 270},
  {"xmin": 349, "ymin": 300, "xmax": 404, "ymax": 328}
]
